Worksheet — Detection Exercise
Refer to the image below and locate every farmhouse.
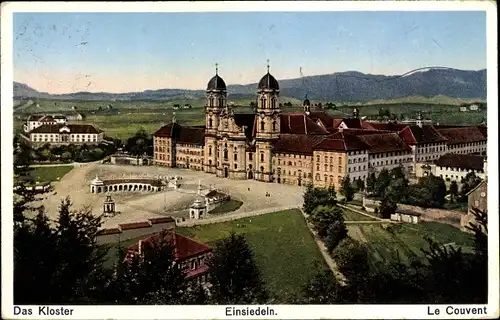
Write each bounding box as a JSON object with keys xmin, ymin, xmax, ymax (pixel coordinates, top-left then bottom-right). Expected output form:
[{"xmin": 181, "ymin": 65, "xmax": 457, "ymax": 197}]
[
  {"xmin": 434, "ymin": 154, "xmax": 487, "ymax": 182},
  {"xmin": 28, "ymin": 123, "xmax": 104, "ymax": 146},
  {"xmin": 24, "ymin": 114, "xmax": 67, "ymax": 132},
  {"xmin": 152, "ymin": 65, "xmax": 488, "ymax": 191}
]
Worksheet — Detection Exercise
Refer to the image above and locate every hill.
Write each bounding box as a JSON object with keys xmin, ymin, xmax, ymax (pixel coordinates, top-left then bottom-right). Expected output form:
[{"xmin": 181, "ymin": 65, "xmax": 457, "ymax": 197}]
[{"xmin": 14, "ymin": 68, "xmax": 486, "ymax": 102}]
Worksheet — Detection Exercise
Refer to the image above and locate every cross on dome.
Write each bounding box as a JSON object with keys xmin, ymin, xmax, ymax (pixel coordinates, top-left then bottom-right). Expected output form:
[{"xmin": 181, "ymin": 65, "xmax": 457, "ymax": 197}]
[
  {"xmin": 267, "ymin": 59, "xmax": 270, "ymax": 73},
  {"xmin": 215, "ymin": 62, "xmax": 219, "ymax": 75}
]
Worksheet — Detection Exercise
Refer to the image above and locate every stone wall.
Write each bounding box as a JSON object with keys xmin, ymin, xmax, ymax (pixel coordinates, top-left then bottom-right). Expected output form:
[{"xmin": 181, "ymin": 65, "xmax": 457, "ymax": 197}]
[{"xmin": 362, "ymin": 197, "xmax": 464, "ymax": 228}]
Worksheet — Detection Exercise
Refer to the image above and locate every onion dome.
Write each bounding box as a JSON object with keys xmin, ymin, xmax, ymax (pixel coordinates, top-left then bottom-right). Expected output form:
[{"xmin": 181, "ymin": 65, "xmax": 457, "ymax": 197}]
[
  {"xmin": 258, "ymin": 72, "xmax": 279, "ymax": 91},
  {"xmin": 206, "ymin": 74, "xmax": 227, "ymax": 91}
]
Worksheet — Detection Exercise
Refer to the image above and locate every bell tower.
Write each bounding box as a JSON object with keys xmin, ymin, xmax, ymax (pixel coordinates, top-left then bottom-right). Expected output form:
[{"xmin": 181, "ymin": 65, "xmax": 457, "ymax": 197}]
[
  {"xmin": 204, "ymin": 63, "xmax": 227, "ymax": 173},
  {"xmin": 255, "ymin": 61, "xmax": 281, "ymax": 182}
]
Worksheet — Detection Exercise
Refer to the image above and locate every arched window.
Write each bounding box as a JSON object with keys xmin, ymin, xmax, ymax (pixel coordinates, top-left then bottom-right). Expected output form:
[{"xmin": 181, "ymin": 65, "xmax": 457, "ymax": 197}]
[
  {"xmin": 209, "ymin": 146, "xmax": 212, "ymax": 156},
  {"xmin": 210, "ymin": 97, "xmax": 214, "ymax": 107},
  {"xmin": 260, "ymin": 153, "xmax": 264, "ymax": 162},
  {"xmin": 224, "ymin": 148, "xmax": 228, "ymax": 160},
  {"xmin": 261, "ymin": 121, "xmax": 265, "ymax": 131},
  {"xmin": 209, "ymin": 117, "xmax": 213, "ymax": 128},
  {"xmin": 260, "ymin": 166, "xmax": 264, "ymax": 173},
  {"xmin": 260, "ymin": 97, "xmax": 265, "ymax": 108},
  {"xmin": 219, "ymin": 97, "xmax": 224, "ymax": 107},
  {"xmin": 272, "ymin": 121, "xmax": 276, "ymax": 131},
  {"xmin": 271, "ymin": 98, "xmax": 276, "ymax": 109}
]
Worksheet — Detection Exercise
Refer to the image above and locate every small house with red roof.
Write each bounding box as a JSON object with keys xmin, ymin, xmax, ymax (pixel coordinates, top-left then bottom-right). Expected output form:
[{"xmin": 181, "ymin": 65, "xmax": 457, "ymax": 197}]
[{"xmin": 124, "ymin": 230, "xmax": 212, "ymax": 285}]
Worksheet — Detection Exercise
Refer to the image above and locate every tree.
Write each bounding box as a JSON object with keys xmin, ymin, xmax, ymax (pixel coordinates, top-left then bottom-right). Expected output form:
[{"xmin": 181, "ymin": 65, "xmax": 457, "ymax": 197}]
[
  {"xmin": 365, "ymin": 172, "xmax": 376, "ymax": 195},
  {"xmin": 354, "ymin": 178, "xmax": 365, "ymax": 192},
  {"xmin": 301, "ymin": 270, "xmax": 344, "ymax": 304},
  {"xmin": 125, "ymin": 129, "xmax": 153, "ymax": 157},
  {"xmin": 302, "ymin": 184, "xmax": 337, "ymax": 216},
  {"xmin": 325, "ymin": 220, "xmax": 348, "ymax": 252},
  {"xmin": 108, "ymin": 231, "xmax": 189, "ymax": 304},
  {"xmin": 209, "ymin": 233, "xmax": 268, "ymax": 304},
  {"xmin": 459, "ymin": 172, "xmax": 482, "ymax": 202},
  {"xmin": 340, "ymin": 176, "xmax": 354, "ymax": 202},
  {"xmin": 449, "ymin": 181, "xmax": 459, "ymax": 203},
  {"xmin": 14, "ymin": 198, "xmax": 112, "ymax": 304},
  {"xmin": 373, "ymin": 169, "xmax": 391, "ymax": 197},
  {"xmin": 332, "ymin": 238, "xmax": 370, "ymax": 283},
  {"xmin": 378, "ymin": 196, "xmax": 397, "ymax": 219},
  {"xmin": 308, "ymin": 205, "xmax": 344, "ymax": 239},
  {"xmin": 418, "ymin": 174, "xmax": 447, "ymax": 207}
]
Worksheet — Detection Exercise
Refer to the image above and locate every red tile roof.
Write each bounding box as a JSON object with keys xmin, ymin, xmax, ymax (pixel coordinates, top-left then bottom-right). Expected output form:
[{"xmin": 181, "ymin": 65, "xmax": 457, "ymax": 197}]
[
  {"xmin": 149, "ymin": 216, "xmax": 176, "ymax": 225},
  {"xmin": 364, "ymin": 121, "xmax": 408, "ymax": 131},
  {"xmin": 126, "ymin": 231, "xmax": 211, "ymax": 262},
  {"xmin": 273, "ymin": 134, "xmax": 325, "ymax": 154},
  {"xmin": 357, "ymin": 133, "xmax": 412, "ymax": 153},
  {"xmin": 477, "ymin": 124, "xmax": 487, "ymax": 139},
  {"xmin": 29, "ymin": 124, "xmax": 102, "ymax": 134},
  {"xmin": 313, "ymin": 134, "xmax": 369, "ymax": 152},
  {"xmin": 119, "ymin": 221, "xmax": 152, "ymax": 230},
  {"xmin": 435, "ymin": 153, "xmax": 486, "ymax": 171},
  {"xmin": 279, "ymin": 113, "xmax": 329, "ymax": 135},
  {"xmin": 154, "ymin": 123, "xmax": 205, "ymax": 145},
  {"xmin": 437, "ymin": 126, "xmax": 487, "ymax": 144},
  {"xmin": 399, "ymin": 125, "xmax": 447, "ymax": 145}
]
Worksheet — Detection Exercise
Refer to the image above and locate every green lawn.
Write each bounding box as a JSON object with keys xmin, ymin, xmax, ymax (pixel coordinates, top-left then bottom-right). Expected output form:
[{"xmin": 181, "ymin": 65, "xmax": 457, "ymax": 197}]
[
  {"xmin": 28, "ymin": 165, "xmax": 74, "ymax": 183},
  {"xmin": 209, "ymin": 199, "xmax": 243, "ymax": 215},
  {"xmin": 105, "ymin": 209, "xmax": 328, "ymax": 302},
  {"xmin": 347, "ymin": 222, "xmax": 474, "ymax": 271},
  {"xmin": 341, "ymin": 207, "xmax": 376, "ymax": 221}
]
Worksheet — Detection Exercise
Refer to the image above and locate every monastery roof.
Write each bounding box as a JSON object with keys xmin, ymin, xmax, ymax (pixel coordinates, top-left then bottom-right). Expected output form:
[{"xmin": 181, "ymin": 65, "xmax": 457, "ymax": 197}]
[
  {"xmin": 356, "ymin": 132, "xmax": 412, "ymax": 153},
  {"xmin": 280, "ymin": 113, "xmax": 329, "ymax": 135},
  {"xmin": 435, "ymin": 153, "xmax": 486, "ymax": 171},
  {"xmin": 126, "ymin": 231, "xmax": 211, "ymax": 262},
  {"xmin": 154, "ymin": 123, "xmax": 205, "ymax": 145},
  {"xmin": 313, "ymin": 135, "xmax": 369, "ymax": 152},
  {"xmin": 29, "ymin": 124, "xmax": 102, "ymax": 134},
  {"xmin": 399, "ymin": 125, "xmax": 448, "ymax": 145},
  {"xmin": 364, "ymin": 121, "xmax": 408, "ymax": 132},
  {"xmin": 273, "ymin": 134, "xmax": 325, "ymax": 154},
  {"xmin": 340, "ymin": 118, "xmax": 376, "ymax": 130},
  {"xmin": 477, "ymin": 124, "xmax": 487, "ymax": 139},
  {"xmin": 437, "ymin": 126, "xmax": 487, "ymax": 144}
]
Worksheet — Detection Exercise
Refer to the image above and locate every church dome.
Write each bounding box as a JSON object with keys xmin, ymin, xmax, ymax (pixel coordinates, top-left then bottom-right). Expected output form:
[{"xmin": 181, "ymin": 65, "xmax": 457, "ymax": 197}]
[
  {"xmin": 258, "ymin": 73, "xmax": 279, "ymax": 91},
  {"xmin": 207, "ymin": 75, "xmax": 227, "ymax": 91}
]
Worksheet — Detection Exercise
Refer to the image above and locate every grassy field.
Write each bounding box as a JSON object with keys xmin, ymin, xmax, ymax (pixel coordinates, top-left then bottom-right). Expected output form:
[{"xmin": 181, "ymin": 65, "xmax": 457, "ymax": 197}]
[
  {"xmin": 347, "ymin": 222, "xmax": 474, "ymax": 271},
  {"xmin": 29, "ymin": 165, "xmax": 74, "ymax": 183},
  {"xmin": 13, "ymin": 97, "xmax": 487, "ymax": 140},
  {"xmin": 209, "ymin": 199, "xmax": 243, "ymax": 215},
  {"xmin": 105, "ymin": 209, "xmax": 328, "ymax": 302},
  {"xmin": 341, "ymin": 207, "xmax": 376, "ymax": 221}
]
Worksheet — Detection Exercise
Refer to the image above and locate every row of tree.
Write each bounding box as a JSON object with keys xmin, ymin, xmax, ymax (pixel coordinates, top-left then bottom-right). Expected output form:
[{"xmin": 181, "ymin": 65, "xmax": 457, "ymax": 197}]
[{"xmin": 300, "ymin": 182, "xmax": 488, "ymax": 304}]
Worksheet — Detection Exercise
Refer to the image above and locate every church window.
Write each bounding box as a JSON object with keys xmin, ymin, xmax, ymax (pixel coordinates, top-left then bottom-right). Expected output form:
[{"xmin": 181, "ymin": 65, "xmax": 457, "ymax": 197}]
[
  {"xmin": 234, "ymin": 154, "xmax": 238, "ymax": 161},
  {"xmin": 260, "ymin": 166, "xmax": 264, "ymax": 173},
  {"xmin": 249, "ymin": 153, "xmax": 253, "ymax": 161},
  {"xmin": 210, "ymin": 97, "xmax": 214, "ymax": 107},
  {"xmin": 260, "ymin": 97, "xmax": 265, "ymax": 108},
  {"xmin": 271, "ymin": 98, "xmax": 276, "ymax": 109},
  {"xmin": 223, "ymin": 148, "xmax": 228, "ymax": 160},
  {"xmin": 209, "ymin": 117, "xmax": 213, "ymax": 128},
  {"xmin": 272, "ymin": 121, "xmax": 276, "ymax": 131},
  {"xmin": 261, "ymin": 121, "xmax": 265, "ymax": 131},
  {"xmin": 209, "ymin": 146, "xmax": 212, "ymax": 156},
  {"xmin": 261, "ymin": 153, "xmax": 264, "ymax": 162},
  {"xmin": 234, "ymin": 164, "xmax": 238, "ymax": 169},
  {"xmin": 219, "ymin": 97, "xmax": 224, "ymax": 107}
]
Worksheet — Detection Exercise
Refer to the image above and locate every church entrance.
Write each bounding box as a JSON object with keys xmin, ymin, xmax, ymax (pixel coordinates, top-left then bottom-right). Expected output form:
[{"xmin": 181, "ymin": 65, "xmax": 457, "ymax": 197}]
[
  {"xmin": 298, "ymin": 178, "xmax": 302, "ymax": 186},
  {"xmin": 248, "ymin": 170, "xmax": 253, "ymax": 179},
  {"xmin": 224, "ymin": 167, "xmax": 228, "ymax": 178}
]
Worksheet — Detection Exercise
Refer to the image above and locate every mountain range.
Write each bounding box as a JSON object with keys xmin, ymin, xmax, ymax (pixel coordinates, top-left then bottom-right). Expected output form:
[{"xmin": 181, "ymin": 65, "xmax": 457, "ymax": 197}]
[{"xmin": 13, "ymin": 68, "xmax": 486, "ymax": 102}]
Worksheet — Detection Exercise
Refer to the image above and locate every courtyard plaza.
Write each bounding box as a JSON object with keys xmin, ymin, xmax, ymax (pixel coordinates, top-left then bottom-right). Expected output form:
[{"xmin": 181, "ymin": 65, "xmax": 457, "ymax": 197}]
[{"xmin": 39, "ymin": 163, "xmax": 304, "ymax": 229}]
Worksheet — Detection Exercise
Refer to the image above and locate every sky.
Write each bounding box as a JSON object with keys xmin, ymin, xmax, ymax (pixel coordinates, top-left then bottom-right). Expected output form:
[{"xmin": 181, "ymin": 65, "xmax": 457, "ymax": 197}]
[{"xmin": 13, "ymin": 11, "xmax": 487, "ymax": 94}]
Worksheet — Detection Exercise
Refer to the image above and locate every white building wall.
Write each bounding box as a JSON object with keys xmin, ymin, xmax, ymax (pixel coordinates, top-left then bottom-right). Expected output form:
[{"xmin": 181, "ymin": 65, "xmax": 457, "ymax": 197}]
[
  {"xmin": 347, "ymin": 150, "xmax": 369, "ymax": 181},
  {"xmin": 368, "ymin": 151, "xmax": 413, "ymax": 174},
  {"xmin": 447, "ymin": 141, "xmax": 487, "ymax": 155},
  {"xmin": 435, "ymin": 166, "xmax": 486, "ymax": 182}
]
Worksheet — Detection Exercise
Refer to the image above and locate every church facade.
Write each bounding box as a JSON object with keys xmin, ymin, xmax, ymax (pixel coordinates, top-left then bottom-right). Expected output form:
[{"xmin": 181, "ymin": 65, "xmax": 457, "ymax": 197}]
[{"xmin": 153, "ymin": 67, "xmax": 487, "ymax": 191}]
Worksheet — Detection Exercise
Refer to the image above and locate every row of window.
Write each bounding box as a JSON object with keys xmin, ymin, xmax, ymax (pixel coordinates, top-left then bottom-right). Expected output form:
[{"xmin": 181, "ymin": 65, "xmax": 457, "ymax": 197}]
[
  {"xmin": 449, "ymin": 141, "xmax": 486, "ymax": 149},
  {"xmin": 316, "ymin": 155, "xmax": 343, "ymax": 165},
  {"xmin": 370, "ymin": 151, "xmax": 410, "ymax": 158},
  {"xmin": 349, "ymin": 157, "xmax": 367, "ymax": 164}
]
